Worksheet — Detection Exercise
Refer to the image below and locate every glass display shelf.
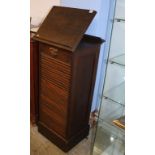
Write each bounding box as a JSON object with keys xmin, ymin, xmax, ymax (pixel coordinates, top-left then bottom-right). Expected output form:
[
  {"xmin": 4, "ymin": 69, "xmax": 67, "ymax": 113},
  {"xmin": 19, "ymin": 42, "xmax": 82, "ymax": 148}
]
[
  {"xmin": 98, "ymin": 98, "xmax": 124, "ymax": 125},
  {"xmin": 92, "ymin": 0, "xmax": 125, "ymax": 154},
  {"xmin": 103, "ymin": 82, "xmax": 125, "ymax": 105},
  {"xmin": 92, "ymin": 120, "xmax": 125, "ymax": 155},
  {"xmin": 98, "ymin": 98, "xmax": 125, "ymax": 140},
  {"xmin": 109, "ymin": 54, "xmax": 125, "ymax": 66},
  {"xmin": 92, "ymin": 95, "xmax": 125, "ymax": 155}
]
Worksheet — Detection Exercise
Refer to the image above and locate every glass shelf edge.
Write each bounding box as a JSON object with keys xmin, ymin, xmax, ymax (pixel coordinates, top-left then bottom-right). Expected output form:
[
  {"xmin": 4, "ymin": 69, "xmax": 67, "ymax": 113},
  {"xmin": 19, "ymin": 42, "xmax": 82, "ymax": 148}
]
[
  {"xmin": 104, "ymin": 57, "xmax": 125, "ymax": 67},
  {"xmin": 102, "ymin": 82, "xmax": 125, "ymax": 105},
  {"xmin": 109, "ymin": 54, "xmax": 125, "ymax": 66},
  {"xmin": 109, "ymin": 60, "xmax": 125, "ymax": 67},
  {"xmin": 113, "ymin": 18, "xmax": 125, "ymax": 22},
  {"xmin": 102, "ymin": 96, "xmax": 125, "ymax": 106}
]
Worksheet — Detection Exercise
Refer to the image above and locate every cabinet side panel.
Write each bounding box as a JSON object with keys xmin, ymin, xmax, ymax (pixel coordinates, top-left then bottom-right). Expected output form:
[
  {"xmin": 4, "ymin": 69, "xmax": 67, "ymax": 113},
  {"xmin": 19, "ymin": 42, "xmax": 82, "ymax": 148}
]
[
  {"xmin": 67, "ymin": 43, "xmax": 100, "ymax": 138},
  {"xmin": 30, "ymin": 38, "xmax": 39, "ymax": 124}
]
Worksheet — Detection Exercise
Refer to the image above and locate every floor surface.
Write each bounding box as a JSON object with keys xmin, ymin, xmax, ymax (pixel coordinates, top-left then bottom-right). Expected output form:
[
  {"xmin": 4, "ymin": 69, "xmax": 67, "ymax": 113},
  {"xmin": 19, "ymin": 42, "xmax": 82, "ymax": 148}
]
[{"xmin": 30, "ymin": 124, "xmax": 95, "ymax": 155}]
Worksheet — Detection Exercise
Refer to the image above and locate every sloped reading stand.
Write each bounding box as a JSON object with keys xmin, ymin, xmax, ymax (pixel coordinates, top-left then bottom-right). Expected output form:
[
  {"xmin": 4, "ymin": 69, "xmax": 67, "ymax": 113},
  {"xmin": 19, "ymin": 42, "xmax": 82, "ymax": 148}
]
[{"xmin": 33, "ymin": 6, "xmax": 104, "ymax": 152}]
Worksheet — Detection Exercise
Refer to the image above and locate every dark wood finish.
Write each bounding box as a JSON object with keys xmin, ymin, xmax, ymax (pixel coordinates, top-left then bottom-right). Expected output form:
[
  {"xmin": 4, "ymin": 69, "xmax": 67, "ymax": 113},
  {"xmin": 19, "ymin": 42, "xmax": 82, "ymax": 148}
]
[
  {"xmin": 34, "ymin": 6, "xmax": 96, "ymax": 51},
  {"xmin": 67, "ymin": 36, "xmax": 101, "ymax": 138},
  {"xmin": 30, "ymin": 33, "xmax": 39, "ymax": 124},
  {"xmin": 36, "ymin": 35, "xmax": 103, "ymax": 152},
  {"xmin": 33, "ymin": 6, "xmax": 104, "ymax": 152}
]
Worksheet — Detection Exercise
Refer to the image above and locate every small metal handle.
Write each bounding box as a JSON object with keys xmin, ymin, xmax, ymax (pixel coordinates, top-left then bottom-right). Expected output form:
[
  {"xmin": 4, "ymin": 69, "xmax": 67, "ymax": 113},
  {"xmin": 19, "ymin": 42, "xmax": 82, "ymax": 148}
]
[{"xmin": 49, "ymin": 47, "xmax": 58, "ymax": 56}]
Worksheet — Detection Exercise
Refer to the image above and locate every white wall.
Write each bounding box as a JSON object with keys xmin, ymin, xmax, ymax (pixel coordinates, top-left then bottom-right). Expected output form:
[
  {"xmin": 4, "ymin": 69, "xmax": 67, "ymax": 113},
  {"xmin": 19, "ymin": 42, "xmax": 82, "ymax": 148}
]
[{"xmin": 30, "ymin": 0, "xmax": 60, "ymax": 26}]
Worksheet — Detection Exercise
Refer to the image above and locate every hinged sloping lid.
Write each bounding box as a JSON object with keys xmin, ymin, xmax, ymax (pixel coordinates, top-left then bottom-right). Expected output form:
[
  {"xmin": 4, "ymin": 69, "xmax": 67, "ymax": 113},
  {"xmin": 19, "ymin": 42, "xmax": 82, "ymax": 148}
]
[{"xmin": 33, "ymin": 6, "xmax": 96, "ymax": 51}]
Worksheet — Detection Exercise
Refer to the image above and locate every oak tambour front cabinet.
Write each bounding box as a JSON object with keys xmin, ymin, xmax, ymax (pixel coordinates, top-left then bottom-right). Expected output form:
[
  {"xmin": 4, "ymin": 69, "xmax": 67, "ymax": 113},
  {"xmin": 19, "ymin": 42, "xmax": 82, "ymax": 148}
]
[{"xmin": 33, "ymin": 6, "xmax": 104, "ymax": 151}]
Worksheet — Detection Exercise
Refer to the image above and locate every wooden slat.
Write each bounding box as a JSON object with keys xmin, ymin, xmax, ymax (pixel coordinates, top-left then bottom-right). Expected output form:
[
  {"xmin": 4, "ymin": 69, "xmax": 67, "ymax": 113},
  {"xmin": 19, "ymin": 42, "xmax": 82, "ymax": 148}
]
[
  {"xmin": 39, "ymin": 103, "xmax": 66, "ymax": 137},
  {"xmin": 40, "ymin": 79, "xmax": 69, "ymax": 101}
]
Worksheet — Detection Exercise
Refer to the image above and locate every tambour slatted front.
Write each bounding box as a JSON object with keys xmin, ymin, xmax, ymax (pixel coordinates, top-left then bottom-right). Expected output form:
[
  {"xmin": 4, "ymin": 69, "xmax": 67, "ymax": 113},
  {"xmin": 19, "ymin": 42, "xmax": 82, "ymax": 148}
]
[
  {"xmin": 33, "ymin": 6, "xmax": 104, "ymax": 152},
  {"xmin": 39, "ymin": 43, "xmax": 71, "ymax": 137}
]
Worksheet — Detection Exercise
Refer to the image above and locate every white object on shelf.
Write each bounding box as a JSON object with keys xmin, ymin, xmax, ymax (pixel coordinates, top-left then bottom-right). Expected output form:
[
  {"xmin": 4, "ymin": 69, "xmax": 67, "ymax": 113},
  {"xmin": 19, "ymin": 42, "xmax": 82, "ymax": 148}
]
[{"xmin": 30, "ymin": 27, "xmax": 39, "ymax": 33}]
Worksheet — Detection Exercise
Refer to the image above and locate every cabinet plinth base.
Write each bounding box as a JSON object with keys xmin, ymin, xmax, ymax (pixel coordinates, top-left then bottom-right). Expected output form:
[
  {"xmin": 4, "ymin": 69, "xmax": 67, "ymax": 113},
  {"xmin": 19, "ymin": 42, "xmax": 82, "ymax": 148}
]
[{"xmin": 38, "ymin": 122, "xmax": 89, "ymax": 152}]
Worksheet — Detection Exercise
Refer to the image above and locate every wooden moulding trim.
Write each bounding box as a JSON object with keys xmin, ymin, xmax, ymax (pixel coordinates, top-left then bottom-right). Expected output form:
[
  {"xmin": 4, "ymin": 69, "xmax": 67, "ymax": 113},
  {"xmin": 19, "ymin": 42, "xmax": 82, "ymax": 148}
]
[{"xmin": 38, "ymin": 122, "xmax": 89, "ymax": 152}]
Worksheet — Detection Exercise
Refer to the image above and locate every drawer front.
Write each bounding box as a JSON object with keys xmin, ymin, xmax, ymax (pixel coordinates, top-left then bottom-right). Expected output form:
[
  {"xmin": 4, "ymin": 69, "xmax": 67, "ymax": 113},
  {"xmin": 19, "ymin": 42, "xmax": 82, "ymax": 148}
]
[
  {"xmin": 39, "ymin": 103, "xmax": 66, "ymax": 137},
  {"xmin": 39, "ymin": 43, "xmax": 72, "ymax": 65}
]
